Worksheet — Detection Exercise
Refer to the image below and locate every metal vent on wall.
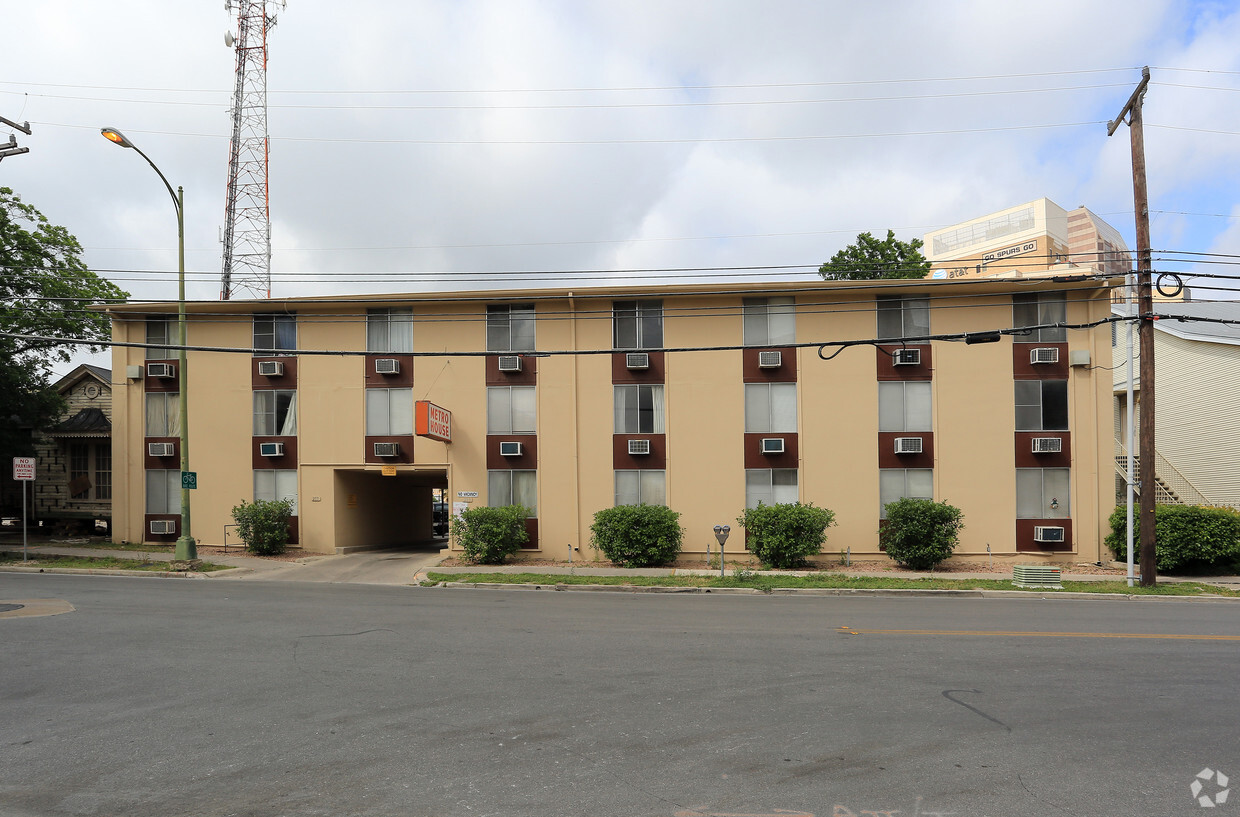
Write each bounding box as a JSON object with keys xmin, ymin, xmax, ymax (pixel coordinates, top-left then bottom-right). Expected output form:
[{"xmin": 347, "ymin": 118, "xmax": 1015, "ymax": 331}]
[
  {"xmin": 259, "ymin": 442, "xmax": 284, "ymax": 457},
  {"xmin": 374, "ymin": 358, "xmax": 400, "ymax": 375},
  {"xmin": 1033, "ymin": 526, "xmax": 1065, "ymax": 543},
  {"xmin": 760, "ymin": 437, "xmax": 785, "ymax": 455},
  {"xmin": 627, "ymin": 439, "xmax": 651, "ymax": 455},
  {"xmin": 1030, "ymin": 347, "xmax": 1060, "ymax": 364},
  {"xmin": 758, "ymin": 350, "xmax": 782, "ymax": 369},
  {"xmin": 499, "ymin": 441, "xmax": 523, "ymax": 457},
  {"xmin": 149, "ymin": 520, "xmax": 176, "ymax": 535},
  {"xmin": 373, "ymin": 442, "xmax": 399, "ymax": 457},
  {"xmin": 892, "ymin": 349, "xmax": 921, "ymax": 366},
  {"xmin": 257, "ymin": 360, "xmax": 283, "ymax": 377},
  {"xmin": 146, "ymin": 363, "xmax": 175, "ymax": 378},
  {"xmin": 148, "ymin": 442, "xmax": 175, "ymax": 457},
  {"xmin": 1032, "ymin": 437, "xmax": 1063, "ymax": 454},
  {"xmin": 625, "ymin": 353, "xmax": 650, "ymax": 370},
  {"xmin": 497, "ymin": 355, "xmax": 522, "ymax": 372},
  {"xmin": 894, "ymin": 437, "xmax": 923, "ymax": 455}
]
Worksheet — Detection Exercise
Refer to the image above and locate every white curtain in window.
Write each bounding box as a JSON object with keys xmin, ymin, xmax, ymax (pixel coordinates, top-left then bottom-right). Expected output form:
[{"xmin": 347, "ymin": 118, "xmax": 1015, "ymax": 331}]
[
  {"xmin": 390, "ymin": 389, "xmax": 413, "ymax": 435},
  {"xmin": 511, "ymin": 387, "xmax": 536, "ymax": 433},
  {"xmin": 905, "ymin": 382, "xmax": 932, "ymax": 432},
  {"xmin": 650, "ymin": 386, "xmax": 665, "ymax": 433},
  {"xmin": 487, "ymin": 471, "xmax": 511, "ymax": 507},
  {"xmin": 770, "ymin": 383, "xmax": 797, "ymax": 433},
  {"xmin": 744, "ymin": 384, "xmax": 769, "ymax": 433},
  {"xmin": 768, "ymin": 297, "xmax": 796, "ymax": 345},
  {"xmin": 487, "ymin": 388, "xmax": 510, "ymax": 434},
  {"xmin": 745, "ymin": 469, "xmax": 772, "ymax": 509},
  {"xmin": 366, "ymin": 389, "xmax": 389, "ymax": 435},
  {"xmin": 278, "ymin": 393, "xmax": 297, "ymax": 436},
  {"xmin": 146, "ymin": 393, "xmax": 167, "ymax": 437},
  {"xmin": 772, "ymin": 469, "xmax": 798, "ymax": 504},
  {"xmin": 615, "ymin": 471, "xmax": 640, "ymax": 506},
  {"xmin": 510, "ymin": 307, "xmax": 536, "ymax": 351},
  {"xmin": 146, "ymin": 470, "xmax": 180, "ymax": 514},
  {"xmin": 391, "ymin": 309, "xmax": 413, "ymax": 353},
  {"xmin": 742, "ymin": 300, "xmax": 767, "ymax": 346},
  {"xmin": 639, "ymin": 470, "xmax": 666, "ymax": 505},
  {"xmin": 1015, "ymin": 469, "xmax": 1043, "ymax": 519},
  {"xmin": 878, "ymin": 383, "xmax": 903, "ymax": 432},
  {"xmin": 513, "ymin": 471, "xmax": 537, "ymax": 516}
]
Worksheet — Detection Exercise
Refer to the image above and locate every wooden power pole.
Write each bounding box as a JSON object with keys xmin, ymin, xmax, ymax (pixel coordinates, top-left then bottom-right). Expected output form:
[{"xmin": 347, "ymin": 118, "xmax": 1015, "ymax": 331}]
[{"xmin": 1108, "ymin": 66, "xmax": 1157, "ymax": 586}]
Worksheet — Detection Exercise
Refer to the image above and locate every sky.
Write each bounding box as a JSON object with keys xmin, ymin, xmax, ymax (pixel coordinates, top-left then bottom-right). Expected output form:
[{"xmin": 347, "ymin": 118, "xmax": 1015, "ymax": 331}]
[{"xmin": 3, "ymin": 0, "xmax": 1240, "ymax": 378}]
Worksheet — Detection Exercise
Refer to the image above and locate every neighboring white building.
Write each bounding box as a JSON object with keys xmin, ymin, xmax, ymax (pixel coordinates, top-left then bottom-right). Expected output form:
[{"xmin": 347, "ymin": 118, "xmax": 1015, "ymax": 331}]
[{"xmin": 1112, "ymin": 301, "xmax": 1240, "ymax": 507}]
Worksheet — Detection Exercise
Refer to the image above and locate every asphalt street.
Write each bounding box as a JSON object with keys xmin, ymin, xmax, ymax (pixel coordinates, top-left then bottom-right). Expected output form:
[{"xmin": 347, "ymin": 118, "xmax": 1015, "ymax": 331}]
[{"xmin": 1, "ymin": 573, "xmax": 1238, "ymax": 817}]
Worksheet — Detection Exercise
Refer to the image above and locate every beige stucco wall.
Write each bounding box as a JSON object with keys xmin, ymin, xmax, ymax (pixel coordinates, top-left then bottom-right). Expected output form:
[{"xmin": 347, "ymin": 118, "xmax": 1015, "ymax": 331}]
[{"xmin": 108, "ymin": 279, "xmax": 1115, "ymax": 563}]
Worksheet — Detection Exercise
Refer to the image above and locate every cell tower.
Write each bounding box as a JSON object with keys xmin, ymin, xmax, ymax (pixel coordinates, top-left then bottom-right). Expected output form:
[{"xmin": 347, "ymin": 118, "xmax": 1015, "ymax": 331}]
[{"xmin": 220, "ymin": 0, "xmax": 285, "ymax": 300}]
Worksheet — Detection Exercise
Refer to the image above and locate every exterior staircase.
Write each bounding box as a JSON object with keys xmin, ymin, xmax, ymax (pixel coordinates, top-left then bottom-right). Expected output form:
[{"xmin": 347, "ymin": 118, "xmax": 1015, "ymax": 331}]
[{"xmin": 1114, "ymin": 437, "xmax": 1210, "ymax": 506}]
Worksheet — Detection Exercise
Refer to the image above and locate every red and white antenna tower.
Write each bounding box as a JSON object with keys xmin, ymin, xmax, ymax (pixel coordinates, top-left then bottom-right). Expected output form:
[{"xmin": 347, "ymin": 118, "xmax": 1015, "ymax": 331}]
[{"xmin": 220, "ymin": 0, "xmax": 285, "ymax": 300}]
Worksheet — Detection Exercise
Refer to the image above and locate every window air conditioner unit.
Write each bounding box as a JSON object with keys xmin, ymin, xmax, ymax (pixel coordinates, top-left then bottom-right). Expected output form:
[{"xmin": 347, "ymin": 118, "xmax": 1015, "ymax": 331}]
[
  {"xmin": 760, "ymin": 437, "xmax": 785, "ymax": 455},
  {"xmin": 373, "ymin": 442, "xmax": 400, "ymax": 457},
  {"xmin": 892, "ymin": 348, "xmax": 921, "ymax": 366},
  {"xmin": 758, "ymin": 350, "xmax": 782, "ymax": 369},
  {"xmin": 497, "ymin": 355, "xmax": 522, "ymax": 372},
  {"xmin": 149, "ymin": 519, "xmax": 176, "ymax": 535},
  {"xmin": 1030, "ymin": 347, "xmax": 1059, "ymax": 364},
  {"xmin": 148, "ymin": 442, "xmax": 175, "ymax": 457},
  {"xmin": 146, "ymin": 363, "xmax": 175, "ymax": 379},
  {"xmin": 374, "ymin": 358, "xmax": 400, "ymax": 375},
  {"xmin": 259, "ymin": 442, "xmax": 285, "ymax": 457},
  {"xmin": 625, "ymin": 352, "xmax": 650, "ymax": 370},
  {"xmin": 257, "ymin": 360, "xmax": 284, "ymax": 377},
  {"xmin": 499, "ymin": 441, "xmax": 523, "ymax": 457},
  {"xmin": 1032, "ymin": 437, "xmax": 1063, "ymax": 454},
  {"xmin": 627, "ymin": 439, "xmax": 651, "ymax": 455},
  {"xmin": 894, "ymin": 437, "xmax": 923, "ymax": 455},
  {"xmin": 1033, "ymin": 526, "xmax": 1066, "ymax": 543}
]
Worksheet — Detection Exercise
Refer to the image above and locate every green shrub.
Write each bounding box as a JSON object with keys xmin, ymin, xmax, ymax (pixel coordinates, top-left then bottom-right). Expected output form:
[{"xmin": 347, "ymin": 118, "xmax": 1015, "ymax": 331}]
[
  {"xmin": 590, "ymin": 504, "xmax": 683, "ymax": 568},
  {"xmin": 737, "ymin": 502, "xmax": 836, "ymax": 569},
  {"xmin": 1105, "ymin": 504, "xmax": 1240, "ymax": 572},
  {"xmin": 451, "ymin": 505, "xmax": 530, "ymax": 564},
  {"xmin": 230, "ymin": 499, "xmax": 293, "ymax": 556},
  {"xmin": 880, "ymin": 498, "xmax": 965, "ymax": 570}
]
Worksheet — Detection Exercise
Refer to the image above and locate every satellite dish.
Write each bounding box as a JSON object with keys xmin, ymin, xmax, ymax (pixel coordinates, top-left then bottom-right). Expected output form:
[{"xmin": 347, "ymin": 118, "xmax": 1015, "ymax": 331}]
[{"xmin": 224, "ymin": 31, "xmax": 235, "ymax": 47}]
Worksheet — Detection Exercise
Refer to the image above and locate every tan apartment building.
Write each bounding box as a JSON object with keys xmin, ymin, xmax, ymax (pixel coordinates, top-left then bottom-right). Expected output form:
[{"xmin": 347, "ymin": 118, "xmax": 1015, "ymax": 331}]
[
  {"xmin": 925, "ymin": 198, "xmax": 1130, "ymax": 283},
  {"xmin": 105, "ymin": 277, "xmax": 1116, "ymax": 563}
]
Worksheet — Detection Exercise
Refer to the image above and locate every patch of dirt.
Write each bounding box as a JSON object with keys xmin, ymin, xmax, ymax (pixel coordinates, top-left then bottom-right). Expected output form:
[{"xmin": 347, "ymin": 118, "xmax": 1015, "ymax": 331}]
[{"xmin": 196, "ymin": 545, "xmax": 311, "ymax": 563}]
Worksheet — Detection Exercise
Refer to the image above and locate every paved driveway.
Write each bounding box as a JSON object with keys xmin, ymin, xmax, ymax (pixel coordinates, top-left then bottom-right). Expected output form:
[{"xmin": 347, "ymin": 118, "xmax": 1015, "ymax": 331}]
[{"xmin": 218, "ymin": 546, "xmax": 446, "ymax": 585}]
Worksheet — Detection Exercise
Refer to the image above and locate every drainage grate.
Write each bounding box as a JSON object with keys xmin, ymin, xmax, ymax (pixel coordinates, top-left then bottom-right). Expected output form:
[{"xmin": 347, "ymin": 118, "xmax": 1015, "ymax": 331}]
[
  {"xmin": 0, "ymin": 603, "xmax": 25, "ymax": 613},
  {"xmin": 1013, "ymin": 564, "xmax": 1063, "ymax": 589}
]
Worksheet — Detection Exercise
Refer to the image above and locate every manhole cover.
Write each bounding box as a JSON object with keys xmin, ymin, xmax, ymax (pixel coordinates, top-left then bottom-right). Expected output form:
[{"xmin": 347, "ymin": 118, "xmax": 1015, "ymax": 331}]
[{"xmin": 0, "ymin": 603, "xmax": 25, "ymax": 613}]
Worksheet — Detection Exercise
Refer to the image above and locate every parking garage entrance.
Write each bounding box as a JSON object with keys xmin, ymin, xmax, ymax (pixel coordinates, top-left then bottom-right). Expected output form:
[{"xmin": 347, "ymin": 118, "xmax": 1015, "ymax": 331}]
[{"xmin": 333, "ymin": 468, "xmax": 448, "ymax": 551}]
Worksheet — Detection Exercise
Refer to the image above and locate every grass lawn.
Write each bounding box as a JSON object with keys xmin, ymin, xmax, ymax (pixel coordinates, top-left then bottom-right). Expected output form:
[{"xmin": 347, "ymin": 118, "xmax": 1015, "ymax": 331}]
[
  {"xmin": 425, "ymin": 571, "xmax": 1240, "ymax": 597},
  {"xmin": 0, "ymin": 553, "xmax": 230, "ymax": 572}
]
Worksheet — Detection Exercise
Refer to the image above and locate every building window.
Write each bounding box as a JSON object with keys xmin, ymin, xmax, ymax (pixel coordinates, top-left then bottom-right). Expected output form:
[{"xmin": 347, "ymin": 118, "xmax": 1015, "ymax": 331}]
[
  {"xmin": 614, "ymin": 384, "xmax": 665, "ymax": 434},
  {"xmin": 254, "ymin": 313, "xmax": 296, "ymax": 355},
  {"xmin": 365, "ymin": 388, "xmax": 413, "ymax": 435},
  {"xmin": 876, "ymin": 297, "xmax": 930, "ymax": 340},
  {"xmin": 746, "ymin": 469, "xmax": 798, "ymax": 509},
  {"xmin": 145, "ymin": 316, "xmax": 177, "ymax": 360},
  {"xmin": 1017, "ymin": 468, "xmax": 1070, "ymax": 518},
  {"xmin": 879, "ymin": 469, "xmax": 934, "ymax": 519},
  {"xmin": 743, "ymin": 296, "xmax": 795, "ymax": 346},
  {"xmin": 70, "ymin": 443, "xmax": 90, "ymax": 499},
  {"xmin": 95, "ymin": 445, "xmax": 111, "ymax": 500},
  {"xmin": 145, "ymin": 392, "xmax": 180, "ymax": 437},
  {"xmin": 255, "ymin": 470, "xmax": 298, "ymax": 515},
  {"xmin": 253, "ymin": 390, "xmax": 298, "ymax": 436},
  {"xmin": 1015, "ymin": 380, "xmax": 1068, "ymax": 431},
  {"xmin": 613, "ymin": 300, "xmax": 663, "ymax": 349},
  {"xmin": 615, "ymin": 470, "xmax": 666, "ymax": 506},
  {"xmin": 878, "ymin": 381, "xmax": 932, "ymax": 432},
  {"xmin": 367, "ymin": 308, "xmax": 413, "ymax": 353},
  {"xmin": 487, "ymin": 386, "xmax": 537, "ymax": 434},
  {"xmin": 488, "ymin": 470, "xmax": 537, "ymax": 515},
  {"xmin": 486, "ymin": 304, "xmax": 535, "ymax": 352},
  {"xmin": 1013, "ymin": 293, "xmax": 1066, "ymax": 342},
  {"xmin": 744, "ymin": 382, "xmax": 797, "ymax": 433},
  {"xmin": 146, "ymin": 470, "xmax": 180, "ymax": 514}
]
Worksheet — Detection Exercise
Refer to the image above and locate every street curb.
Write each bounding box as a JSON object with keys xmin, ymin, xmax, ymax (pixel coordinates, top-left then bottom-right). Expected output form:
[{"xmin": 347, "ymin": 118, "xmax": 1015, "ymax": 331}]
[
  {"xmin": 0, "ymin": 566, "xmax": 207, "ymax": 579},
  {"xmin": 429, "ymin": 579, "xmax": 1240, "ymax": 602}
]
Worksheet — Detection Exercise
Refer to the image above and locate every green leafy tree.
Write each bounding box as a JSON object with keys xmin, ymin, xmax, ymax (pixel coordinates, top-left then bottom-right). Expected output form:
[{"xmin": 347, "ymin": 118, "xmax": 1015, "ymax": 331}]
[
  {"xmin": 818, "ymin": 229, "xmax": 930, "ymax": 280},
  {"xmin": 0, "ymin": 187, "xmax": 128, "ymax": 462}
]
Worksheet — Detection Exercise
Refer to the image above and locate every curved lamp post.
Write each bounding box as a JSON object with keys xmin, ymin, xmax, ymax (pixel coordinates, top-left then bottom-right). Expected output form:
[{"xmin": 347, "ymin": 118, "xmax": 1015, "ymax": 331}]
[{"xmin": 101, "ymin": 127, "xmax": 196, "ymax": 560}]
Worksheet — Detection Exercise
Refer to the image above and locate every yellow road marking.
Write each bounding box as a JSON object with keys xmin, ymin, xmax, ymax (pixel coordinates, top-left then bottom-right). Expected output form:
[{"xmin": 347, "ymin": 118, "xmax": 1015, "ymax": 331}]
[{"xmin": 837, "ymin": 627, "xmax": 1240, "ymax": 641}]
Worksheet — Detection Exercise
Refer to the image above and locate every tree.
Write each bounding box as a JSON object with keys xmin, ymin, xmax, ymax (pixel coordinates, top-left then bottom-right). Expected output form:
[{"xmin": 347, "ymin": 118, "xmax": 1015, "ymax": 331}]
[
  {"xmin": 1, "ymin": 187, "xmax": 128, "ymax": 461},
  {"xmin": 818, "ymin": 229, "xmax": 931, "ymax": 280}
]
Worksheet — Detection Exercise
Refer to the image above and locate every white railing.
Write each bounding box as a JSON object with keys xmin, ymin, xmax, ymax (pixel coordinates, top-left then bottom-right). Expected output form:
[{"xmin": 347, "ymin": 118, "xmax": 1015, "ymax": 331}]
[{"xmin": 1113, "ymin": 437, "xmax": 1212, "ymax": 506}]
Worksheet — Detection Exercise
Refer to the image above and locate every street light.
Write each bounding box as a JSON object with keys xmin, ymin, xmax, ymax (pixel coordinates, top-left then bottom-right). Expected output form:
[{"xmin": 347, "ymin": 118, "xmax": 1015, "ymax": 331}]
[{"xmin": 101, "ymin": 127, "xmax": 196, "ymax": 561}]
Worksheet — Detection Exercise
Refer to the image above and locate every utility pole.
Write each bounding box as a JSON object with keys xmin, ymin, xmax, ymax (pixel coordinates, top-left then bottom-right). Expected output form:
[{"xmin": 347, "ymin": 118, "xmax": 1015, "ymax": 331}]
[
  {"xmin": 1108, "ymin": 66, "xmax": 1157, "ymax": 586},
  {"xmin": 0, "ymin": 116, "xmax": 32, "ymax": 162}
]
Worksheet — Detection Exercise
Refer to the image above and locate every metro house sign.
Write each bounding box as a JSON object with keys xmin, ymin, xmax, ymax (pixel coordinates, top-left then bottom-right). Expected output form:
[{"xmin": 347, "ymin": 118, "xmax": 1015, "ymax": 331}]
[{"xmin": 415, "ymin": 401, "xmax": 452, "ymax": 443}]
